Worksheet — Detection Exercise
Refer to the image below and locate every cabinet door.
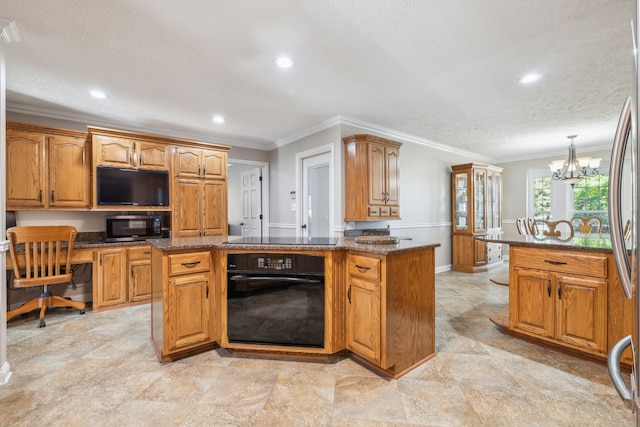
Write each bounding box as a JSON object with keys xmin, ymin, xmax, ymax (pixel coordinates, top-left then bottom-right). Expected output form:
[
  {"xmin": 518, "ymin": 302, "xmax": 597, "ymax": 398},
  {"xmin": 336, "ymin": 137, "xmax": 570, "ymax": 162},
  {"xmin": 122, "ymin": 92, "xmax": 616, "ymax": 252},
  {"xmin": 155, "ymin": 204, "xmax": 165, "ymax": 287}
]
[
  {"xmin": 129, "ymin": 259, "xmax": 151, "ymax": 302},
  {"xmin": 95, "ymin": 248, "xmax": 128, "ymax": 309},
  {"xmin": 6, "ymin": 131, "xmax": 46, "ymax": 207},
  {"xmin": 510, "ymin": 268, "xmax": 554, "ymax": 339},
  {"xmin": 453, "ymin": 171, "xmax": 469, "ymax": 232},
  {"xmin": 368, "ymin": 143, "xmax": 386, "ymax": 205},
  {"xmin": 347, "ymin": 277, "xmax": 382, "ymax": 364},
  {"xmin": 174, "ymin": 178, "xmax": 202, "ymax": 237},
  {"xmin": 202, "ymin": 180, "xmax": 227, "ymax": 236},
  {"xmin": 385, "ymin": 146, "xmax": 400, "ymax": 206},
  {"xmin": 49, "ymin": 136, "xmax": 90, "ymax": 207},
  {"xmin": 473, "ymin": 169, "xmax": 486, "ymax": 232},
  {"xmin": 167, "ymin": 272, "xmax": 211, "ymax": 352},
  {"xmin": 174, "ymin": 147, "xmax": 202, "ymax": 178},
  {"xmin": 202, "ymin": 149, "xmax": 227, "ymax": 180},
  {"xmin": 555, "ymin": 274, "xmax": 607, "ymax": 354},
  {"xmin": 138, "ymin": 142, "xmax": 168, "ymax": 170},
  {"xmin": 94, "ymin": 135, "xmax": 136, "ymax": 168}
]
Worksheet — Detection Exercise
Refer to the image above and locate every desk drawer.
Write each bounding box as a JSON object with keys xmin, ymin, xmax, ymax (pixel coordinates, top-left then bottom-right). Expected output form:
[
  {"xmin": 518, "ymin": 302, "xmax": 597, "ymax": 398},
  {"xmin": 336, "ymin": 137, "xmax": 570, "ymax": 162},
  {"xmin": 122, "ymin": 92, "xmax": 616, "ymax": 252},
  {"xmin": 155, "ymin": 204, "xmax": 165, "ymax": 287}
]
[
  {"xmin": 348, "ymin": 254, "xmax": 381, "ymax": 282},
  {"xmin": 513, "ymin": 247, "xmax": 607, "ymax": 278},
  {"xmin": 128, "ymin": 246, "xmax": 151, "ymax": 260},
  {"xmin": 168, "ymin": 251, "xmax": 211, "ymax": 276}
]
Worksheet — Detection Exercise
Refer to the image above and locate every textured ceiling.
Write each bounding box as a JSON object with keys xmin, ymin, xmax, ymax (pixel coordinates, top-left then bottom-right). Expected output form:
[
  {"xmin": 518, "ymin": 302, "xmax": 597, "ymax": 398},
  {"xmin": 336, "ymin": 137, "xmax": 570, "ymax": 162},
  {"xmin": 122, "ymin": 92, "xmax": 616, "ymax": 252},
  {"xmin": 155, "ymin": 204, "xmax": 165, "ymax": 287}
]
[{"xmin": 1, "ymin": 0, "xmax": 635, "ymax": 161}]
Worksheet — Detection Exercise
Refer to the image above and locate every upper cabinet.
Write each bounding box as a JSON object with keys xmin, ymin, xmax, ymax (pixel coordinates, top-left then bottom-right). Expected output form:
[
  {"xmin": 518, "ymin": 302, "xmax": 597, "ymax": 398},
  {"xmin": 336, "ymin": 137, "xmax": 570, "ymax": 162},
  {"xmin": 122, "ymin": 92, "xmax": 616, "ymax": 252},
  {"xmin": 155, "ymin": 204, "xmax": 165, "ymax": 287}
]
[
  {"xmin": 90, "ymin": 128, "xmax": 169, "ymax": 171},
  {"xmin": 174, "ymin": 146, "xmax": 227, "ymax": 180},
  {"xmin": 343, "ymin": 134, "xmax": 402, "ymax": 221},
  {"xmin": 6, "ymin": 123, "xmax": 90, "ymax": 209},
  {"xmin": 451, "ymin": 163, "xmax": 503, "ymax": 273}
]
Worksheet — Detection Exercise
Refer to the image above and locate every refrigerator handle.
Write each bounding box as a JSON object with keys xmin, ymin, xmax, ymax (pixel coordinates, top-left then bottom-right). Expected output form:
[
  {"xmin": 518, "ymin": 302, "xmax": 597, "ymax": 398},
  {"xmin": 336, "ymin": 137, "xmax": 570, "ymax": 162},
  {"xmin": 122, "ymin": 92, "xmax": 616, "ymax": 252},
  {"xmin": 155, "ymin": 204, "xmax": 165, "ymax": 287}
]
[
  {"xmin": 609, "ymin": 96, "xmax": 633, "ymax": 298},
  {"xmin": 608, "ymin": 335, "xmax": 634, "ymax": 408}
]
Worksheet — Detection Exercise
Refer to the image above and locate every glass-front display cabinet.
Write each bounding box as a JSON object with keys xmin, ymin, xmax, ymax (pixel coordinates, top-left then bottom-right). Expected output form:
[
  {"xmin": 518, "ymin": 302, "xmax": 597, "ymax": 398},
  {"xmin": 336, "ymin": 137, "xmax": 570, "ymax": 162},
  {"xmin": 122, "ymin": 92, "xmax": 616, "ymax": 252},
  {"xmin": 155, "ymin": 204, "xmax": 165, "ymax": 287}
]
[{"xmin": 451, "ymin": 163, "xmax": 503, "ymax": 273}]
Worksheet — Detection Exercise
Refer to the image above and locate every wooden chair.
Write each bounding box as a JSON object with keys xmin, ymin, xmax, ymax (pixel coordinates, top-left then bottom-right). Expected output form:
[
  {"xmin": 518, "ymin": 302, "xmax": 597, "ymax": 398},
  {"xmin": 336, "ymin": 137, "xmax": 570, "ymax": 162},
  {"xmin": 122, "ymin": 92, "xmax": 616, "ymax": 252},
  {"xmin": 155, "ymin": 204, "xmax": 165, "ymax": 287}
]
[
  {"xmin": 6, "ymin": 225, "xmax": 86, "ymax": 327},
  {"xmin": 516, "ymin": 217, "xmax": 537, "ymax": 235},
  {"xmin": 624, "ymin": 219, "xmax": 632, "ymax": 240},
  {"xmin": 571, "ymin": 216, "xmax": 602, "ymax": 234},
  {"xmin": 535, "ymin": 219, "xmax": 574, "ymax": 238}
]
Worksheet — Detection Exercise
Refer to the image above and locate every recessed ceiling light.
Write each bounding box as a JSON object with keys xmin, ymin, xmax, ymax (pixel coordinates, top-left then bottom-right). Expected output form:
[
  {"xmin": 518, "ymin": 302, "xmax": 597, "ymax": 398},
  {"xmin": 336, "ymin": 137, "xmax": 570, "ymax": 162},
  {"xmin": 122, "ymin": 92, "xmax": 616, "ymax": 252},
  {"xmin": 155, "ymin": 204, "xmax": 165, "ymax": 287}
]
[
  {"xmin": 275, "ymin": 56, "xmax": 295, "ymax": 69},
  {"xmin": 212, "ymin": 115, "xmax": 225, "ymax": 124},
  {"xmin": 90, "ymin": 89, "xmax": 107, "ymax": 99},
  {"xmin": 518, "ymin": 73, "xmax": 542, "ymax": 84}
]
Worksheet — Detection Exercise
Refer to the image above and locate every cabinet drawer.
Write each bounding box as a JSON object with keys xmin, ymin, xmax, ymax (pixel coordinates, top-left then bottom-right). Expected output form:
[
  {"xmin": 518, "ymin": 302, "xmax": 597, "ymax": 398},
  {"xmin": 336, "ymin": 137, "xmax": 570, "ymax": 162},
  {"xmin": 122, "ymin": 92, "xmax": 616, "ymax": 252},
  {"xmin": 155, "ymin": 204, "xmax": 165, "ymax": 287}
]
[
  {"xmin": 487, "ymin": 243, "xmax": 502, "ymax": 254},
  {"xmin": 128, "ymin": 246, "xmax": 152, "ymax": 260},
  {"xmin": 168, "ymin": 251, "xmax": 211, "ymax": 276},
  {"xmin": 390, "ymin": 207, "xmax": 400, "ymax": 217},
  {"xmin": 487, "ymin": 253, "xmax": 502, "ymax": 264},
  {"xmin": 380, "ymin": 206, "xmax": 390, "ymax": 216},
  {"xmin": 513, "ymin": 247, "xmax": 607, "ymax": 278},
  {"xmin": 368, "ymin": 206, "xmax": 380, "ymax": 217},
  {"xmin": 348, "ymin": 254, "xmax": 381, "ymax": 282}
]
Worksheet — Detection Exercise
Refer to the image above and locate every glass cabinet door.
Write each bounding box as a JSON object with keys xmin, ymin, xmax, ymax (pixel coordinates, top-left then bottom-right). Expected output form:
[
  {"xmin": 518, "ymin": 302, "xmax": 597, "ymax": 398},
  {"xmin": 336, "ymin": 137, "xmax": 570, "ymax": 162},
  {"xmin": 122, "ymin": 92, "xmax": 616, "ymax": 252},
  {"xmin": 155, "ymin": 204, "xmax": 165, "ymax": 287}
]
[
  {"xmin": 474, "ymin": 169, "xmax": 486, "ymax": 232},
  {"xmin": 454, "ymin": 172, "xmax": 468, "ymax": 230},
  {"xmin": 487, "ymin": 173, "xmax": 494, "ymax": 230}
]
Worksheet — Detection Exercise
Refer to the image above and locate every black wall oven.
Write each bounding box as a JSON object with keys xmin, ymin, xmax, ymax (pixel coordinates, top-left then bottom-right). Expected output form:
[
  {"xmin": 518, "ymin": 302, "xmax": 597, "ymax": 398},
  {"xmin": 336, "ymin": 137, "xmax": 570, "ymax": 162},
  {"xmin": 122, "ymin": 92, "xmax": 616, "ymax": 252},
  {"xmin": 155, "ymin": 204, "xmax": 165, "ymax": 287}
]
[{"xmin": 226, "ymin": 253, "xmax": 325, "ymax": 348}]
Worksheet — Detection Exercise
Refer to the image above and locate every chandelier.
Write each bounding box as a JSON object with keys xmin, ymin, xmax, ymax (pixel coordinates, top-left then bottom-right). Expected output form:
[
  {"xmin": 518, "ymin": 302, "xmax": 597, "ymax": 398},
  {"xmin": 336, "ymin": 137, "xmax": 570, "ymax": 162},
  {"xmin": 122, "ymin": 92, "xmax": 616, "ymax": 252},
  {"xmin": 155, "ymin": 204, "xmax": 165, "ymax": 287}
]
[{"xmin": 548, "ymin": 135, "xmax": 600, "ymax": 185}]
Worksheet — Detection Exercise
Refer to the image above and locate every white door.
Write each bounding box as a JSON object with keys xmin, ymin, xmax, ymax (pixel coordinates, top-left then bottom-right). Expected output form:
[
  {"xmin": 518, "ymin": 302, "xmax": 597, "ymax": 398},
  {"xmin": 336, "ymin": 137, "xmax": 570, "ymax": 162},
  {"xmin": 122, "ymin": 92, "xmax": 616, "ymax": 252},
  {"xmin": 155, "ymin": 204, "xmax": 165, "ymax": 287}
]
[
  {"xmin": 301, "ymin": 153, "xmax": 331, "ymax": 238},
  {"xmin": 240, "ymin": 167, "xmax": 262, "ymax": 237}
]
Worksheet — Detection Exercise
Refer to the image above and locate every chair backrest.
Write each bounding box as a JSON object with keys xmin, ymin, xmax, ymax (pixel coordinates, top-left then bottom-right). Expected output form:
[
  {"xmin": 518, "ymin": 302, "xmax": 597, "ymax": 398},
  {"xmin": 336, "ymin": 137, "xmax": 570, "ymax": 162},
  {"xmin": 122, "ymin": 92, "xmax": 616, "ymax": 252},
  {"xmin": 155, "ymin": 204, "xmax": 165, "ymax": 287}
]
[
  {"xmin": 535, "ymin": 219, "xmax": 574, "ymax": 238},
  {"xmin": 516, "ymin": 217, "xmax": 537, "ymax": 235},
  {"xmin": 571, "ymin": 216, "xmax": 602, "ymax": 234},
  {"xmin": 7, "ymin": 225, "xmax": 77, "ymax": 287}
]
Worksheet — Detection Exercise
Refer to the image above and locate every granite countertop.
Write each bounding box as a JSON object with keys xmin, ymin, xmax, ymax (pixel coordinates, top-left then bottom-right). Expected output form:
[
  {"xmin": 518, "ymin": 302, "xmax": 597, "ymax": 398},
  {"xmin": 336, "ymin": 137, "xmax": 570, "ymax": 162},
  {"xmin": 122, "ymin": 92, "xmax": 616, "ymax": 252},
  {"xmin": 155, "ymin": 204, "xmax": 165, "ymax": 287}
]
[
  {"xmin": 147, "ymin": 236, "xmax": 441, "ymax": 255},
  {"xmin": 477, "ymin": 232, "xmax": 618, "ymax": 252},
  {"xmin": 73, "ymin": 232, "xmax": 152, "ymax": 249}
]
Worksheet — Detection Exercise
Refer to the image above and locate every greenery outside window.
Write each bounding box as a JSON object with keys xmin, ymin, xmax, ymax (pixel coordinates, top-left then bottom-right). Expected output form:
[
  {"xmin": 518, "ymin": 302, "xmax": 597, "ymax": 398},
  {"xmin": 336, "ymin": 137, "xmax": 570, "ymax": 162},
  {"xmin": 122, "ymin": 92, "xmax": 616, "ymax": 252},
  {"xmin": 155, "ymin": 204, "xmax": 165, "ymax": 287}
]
[
  {"xmin": 533, "ymin": 176, "xmax": 552, "ymax": 220},
  {"xmin": 571, "ymin": 174, "xmax": 609, "ymax": 231}
]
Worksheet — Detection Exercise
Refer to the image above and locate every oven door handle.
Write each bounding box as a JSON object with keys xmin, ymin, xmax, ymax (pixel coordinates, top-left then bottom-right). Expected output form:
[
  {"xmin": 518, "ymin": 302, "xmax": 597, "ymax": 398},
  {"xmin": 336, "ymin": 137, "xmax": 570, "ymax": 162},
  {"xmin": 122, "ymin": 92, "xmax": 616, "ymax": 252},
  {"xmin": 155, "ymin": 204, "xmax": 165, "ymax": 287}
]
[{"xmin": 228, "ymin": 275, "xmax": 322, "ymax": 284}]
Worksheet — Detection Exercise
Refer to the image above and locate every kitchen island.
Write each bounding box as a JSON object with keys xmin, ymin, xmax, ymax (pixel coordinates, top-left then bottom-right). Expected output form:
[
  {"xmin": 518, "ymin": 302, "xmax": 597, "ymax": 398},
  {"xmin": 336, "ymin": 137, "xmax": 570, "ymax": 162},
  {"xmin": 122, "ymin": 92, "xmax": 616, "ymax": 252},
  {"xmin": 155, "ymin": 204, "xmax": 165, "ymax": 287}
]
[
  {"xmin": 148, "ymin": 236, "xmax": 440, "ymax": 378},
  {"xmin": 478, "ymin": 233, "xmax": 632, "ymax": 367}
]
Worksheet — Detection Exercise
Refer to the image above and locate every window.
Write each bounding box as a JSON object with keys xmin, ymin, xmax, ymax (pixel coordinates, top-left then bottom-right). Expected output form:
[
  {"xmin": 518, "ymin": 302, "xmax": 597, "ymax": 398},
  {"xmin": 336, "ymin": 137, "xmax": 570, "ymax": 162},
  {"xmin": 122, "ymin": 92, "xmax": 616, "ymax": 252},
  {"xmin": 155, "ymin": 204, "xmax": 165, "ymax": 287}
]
[
  {"xmin": 571, "ymin": 174, "xmax": 609, "ymax": 231},
  {"xmin": 532, "ymin": 176, "xmax": 552, "ymax": 220}
]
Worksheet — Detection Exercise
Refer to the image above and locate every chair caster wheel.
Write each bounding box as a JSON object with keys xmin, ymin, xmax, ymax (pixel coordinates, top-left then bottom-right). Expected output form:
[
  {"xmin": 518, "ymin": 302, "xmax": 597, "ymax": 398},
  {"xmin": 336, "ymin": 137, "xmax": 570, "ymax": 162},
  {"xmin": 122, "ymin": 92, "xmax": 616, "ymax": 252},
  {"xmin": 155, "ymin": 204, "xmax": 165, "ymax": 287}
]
[
  {"xmin": 80, "ymin": 309, "xmax": 86, "ymax": 315},
  {"xmin": 38, "ymin": 320, "xmax": 46, "ymax": 328}
]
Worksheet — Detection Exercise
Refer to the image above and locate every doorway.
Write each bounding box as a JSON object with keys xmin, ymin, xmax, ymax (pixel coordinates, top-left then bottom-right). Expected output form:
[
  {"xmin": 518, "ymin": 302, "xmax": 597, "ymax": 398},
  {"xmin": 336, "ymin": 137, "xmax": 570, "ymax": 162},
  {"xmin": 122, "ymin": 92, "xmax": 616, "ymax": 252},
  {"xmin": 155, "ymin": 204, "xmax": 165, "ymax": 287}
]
[
  {"xmin": 228, "ymin": 160, "xmax": 269, "ymax": 237},
  {"xmin": 296, "ymin": 146, "xmax": 334, "ymax": 238}
]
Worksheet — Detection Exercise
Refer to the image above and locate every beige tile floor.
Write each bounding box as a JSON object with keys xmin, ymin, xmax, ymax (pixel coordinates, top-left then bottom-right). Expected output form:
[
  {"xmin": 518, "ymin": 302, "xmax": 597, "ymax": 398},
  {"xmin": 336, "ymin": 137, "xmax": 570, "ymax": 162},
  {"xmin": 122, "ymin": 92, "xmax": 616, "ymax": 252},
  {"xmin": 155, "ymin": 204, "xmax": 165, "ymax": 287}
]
[{"xmin": 0, "ymin": 264, "xmax": 634, "ymax": 426}]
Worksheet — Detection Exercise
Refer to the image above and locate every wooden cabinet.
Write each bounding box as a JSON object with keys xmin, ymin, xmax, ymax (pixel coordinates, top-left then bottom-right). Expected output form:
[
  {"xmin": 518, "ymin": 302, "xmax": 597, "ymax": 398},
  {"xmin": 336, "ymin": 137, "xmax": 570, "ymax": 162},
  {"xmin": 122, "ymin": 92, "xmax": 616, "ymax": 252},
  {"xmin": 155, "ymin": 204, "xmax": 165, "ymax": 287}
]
[
  {"xmin": 509, "ymin": 247, "xmax": 608, "ymax": 356},
  {"xmin": 151, "ymin": 249, "xmax": 214, "ymax": 360},
  {"xmin": 93, "ymin": 245, "xmax": 152, "ymax": 310},
  {"xmin": 343, "ymin": 134, "xmax": 402, "ymax": 221},
  {"xmin": 6, "ymin": 123, "xmax": 90, "ymax": 209},
  {"xmin": 92, "ymin": 134, "xmax": 168, "ymax": 170},
  {"xmin": 128, "ymin": 246, "xmax": 152, "ymax": 303},
  {"xmin": 346, "ymin": 248, "xmax": 436, "ymax": 378},
  {"xmin": 94, "ymin": 247, "xmax": 128, "ymax": 310},
  {"xmin": 173, "ymin": 145, "xmax": 229, "ymax": 237},
  {"xmin": 451, "ymin": 163, "xmax": 503, "ymax": 272}
]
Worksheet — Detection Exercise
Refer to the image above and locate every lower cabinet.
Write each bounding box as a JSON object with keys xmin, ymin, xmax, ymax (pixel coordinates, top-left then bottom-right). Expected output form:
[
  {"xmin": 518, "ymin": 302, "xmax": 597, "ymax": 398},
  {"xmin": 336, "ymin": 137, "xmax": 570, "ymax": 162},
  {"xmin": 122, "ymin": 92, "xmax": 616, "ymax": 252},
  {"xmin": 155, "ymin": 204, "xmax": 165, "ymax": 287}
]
[
  {"xmin": 509, "ymin": 247, "xmax": 608, "ymax": 357},
  {"xmin": 346, "ymin": 249, "xmax": 436, "ymax": 377},
  {"xmin": 93, "ymin": 245, "xmax": 152, "ymax": 311},
  {"xmin": 151, "ymin": 248, "xmax": 215, "ymax": 361}
]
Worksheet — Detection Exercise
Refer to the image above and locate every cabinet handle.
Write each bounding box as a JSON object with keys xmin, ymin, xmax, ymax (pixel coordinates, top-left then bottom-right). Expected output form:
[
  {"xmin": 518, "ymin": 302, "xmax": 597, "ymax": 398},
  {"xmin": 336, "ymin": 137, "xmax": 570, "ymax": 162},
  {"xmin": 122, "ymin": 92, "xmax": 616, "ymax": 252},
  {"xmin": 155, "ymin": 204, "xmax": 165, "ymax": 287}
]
[
  {"xmin": 198, "ymin": 165, "xmax": 201, "ymax": 176},
  {"xmin": 181, "ymin": 261, "xmax": 201, "ymax": 268},
  {"xmin": 547, "ymin": 280, "xmax": 551, "ymax": 297},
  {"xmin": 347, "ymin": 284, "xmax": 351, "ymax": 304},
  {"xmin": 51, "ymin": 190, "xmax": 55, "ymax": 202},
  {"xmin": 355, "ymin": 264, "xmax": 371, "ymax": 271},
  {"xmin": 544, "ymin": 260, "xmax": 567, "ymax": 265},
  {"xmin": 206, "ymin": 281, "xmax": 209, "ymax": 299},
  {"xmin": 131, "ymin": 266, "xmax": 134, "ymax": 279},
  {"xmin": 129, "ymin": 152, "xmax": 133, "ymax": 165},
  {"xmin": 558, "ymin": 282, "xmax": 562, "ymax": 299},
  {"xmin": 38, "ymin": 189, "xmax": 42, "ymax": 203},
  {"xmin": 139, "ymin": 153, "xmax": 143, "ymax": 166},
  {"xmin": 99, "ymin": 254, "xmax": 102, "ymax": 265},
  {"xmin": 203, "ymin": 165, "xmax": 206, "ymax": 176}
]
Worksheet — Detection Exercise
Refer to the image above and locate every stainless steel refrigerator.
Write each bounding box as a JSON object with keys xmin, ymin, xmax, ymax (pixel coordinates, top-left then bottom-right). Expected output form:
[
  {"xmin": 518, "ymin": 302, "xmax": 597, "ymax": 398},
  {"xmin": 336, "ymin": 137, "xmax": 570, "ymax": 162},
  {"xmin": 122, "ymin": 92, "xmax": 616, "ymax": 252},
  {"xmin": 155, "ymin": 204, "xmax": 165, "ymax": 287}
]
[{"xmin": 609, "ymin": 2, "xmax": 640, "ymax": 424}]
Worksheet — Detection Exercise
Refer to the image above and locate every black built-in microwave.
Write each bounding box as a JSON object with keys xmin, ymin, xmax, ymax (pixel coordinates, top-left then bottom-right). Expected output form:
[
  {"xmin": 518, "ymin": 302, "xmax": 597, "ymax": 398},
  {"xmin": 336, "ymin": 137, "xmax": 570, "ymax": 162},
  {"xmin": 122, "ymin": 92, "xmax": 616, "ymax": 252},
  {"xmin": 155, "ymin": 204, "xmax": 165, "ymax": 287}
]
[{"xmin": 106, "ymin": 215, "xmax": 162, "ymax": 242}]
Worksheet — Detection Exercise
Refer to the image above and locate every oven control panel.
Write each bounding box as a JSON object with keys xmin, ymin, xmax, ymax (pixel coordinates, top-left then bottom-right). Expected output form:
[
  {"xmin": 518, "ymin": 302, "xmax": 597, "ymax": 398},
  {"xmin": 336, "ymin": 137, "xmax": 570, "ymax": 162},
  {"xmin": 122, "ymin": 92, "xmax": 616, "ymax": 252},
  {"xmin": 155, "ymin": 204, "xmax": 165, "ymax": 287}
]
[{"xmin": 227, "ymin": 253, "xmax": 324, "ymax": 274}]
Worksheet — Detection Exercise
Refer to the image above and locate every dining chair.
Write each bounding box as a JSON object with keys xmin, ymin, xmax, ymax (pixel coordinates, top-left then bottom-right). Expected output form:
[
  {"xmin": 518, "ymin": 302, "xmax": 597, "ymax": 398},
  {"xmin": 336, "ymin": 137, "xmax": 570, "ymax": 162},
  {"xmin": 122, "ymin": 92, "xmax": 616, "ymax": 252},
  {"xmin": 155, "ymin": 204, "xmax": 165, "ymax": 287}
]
[
  {"xmin": 571, "ymin": 216, "xmax": 602, "ymax": 234},
  {"xmin": 6, "ymin": 225, "xmax": 86, "ymax": 327},
  {"xmin": 535, "ymin": 219, "xmax": 574, "ymax": 238}
]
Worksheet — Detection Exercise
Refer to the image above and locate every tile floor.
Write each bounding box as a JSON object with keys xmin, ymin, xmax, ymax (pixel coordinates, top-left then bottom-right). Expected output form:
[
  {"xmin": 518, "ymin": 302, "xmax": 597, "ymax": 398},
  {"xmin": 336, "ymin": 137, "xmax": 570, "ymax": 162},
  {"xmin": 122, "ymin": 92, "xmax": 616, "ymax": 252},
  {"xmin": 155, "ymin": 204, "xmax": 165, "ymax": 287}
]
[{"xmin": 0, "ymin": 264, "xmax": 635, "ymax": 426}]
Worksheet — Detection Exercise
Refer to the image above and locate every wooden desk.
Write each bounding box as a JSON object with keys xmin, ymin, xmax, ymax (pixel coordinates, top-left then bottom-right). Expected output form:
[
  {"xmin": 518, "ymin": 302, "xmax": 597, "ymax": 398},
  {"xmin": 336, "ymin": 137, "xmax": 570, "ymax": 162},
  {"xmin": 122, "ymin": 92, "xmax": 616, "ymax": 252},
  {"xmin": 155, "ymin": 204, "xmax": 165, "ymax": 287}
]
[{"xmin": 5, "ymin": 247, "xmax": 95, "ymax": 270}]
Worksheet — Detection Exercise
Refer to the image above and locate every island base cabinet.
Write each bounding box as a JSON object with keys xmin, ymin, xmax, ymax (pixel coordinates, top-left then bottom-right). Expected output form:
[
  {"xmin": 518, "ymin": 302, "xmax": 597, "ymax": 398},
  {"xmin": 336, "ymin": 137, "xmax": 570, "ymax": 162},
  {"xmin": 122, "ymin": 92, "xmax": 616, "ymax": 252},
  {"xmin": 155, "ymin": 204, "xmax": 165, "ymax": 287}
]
[
  {"xmin": 151, "ymin": 248, "xmax": 216, "ymax": 361},
  {"xmin": 346, "ymin": 248, "xmax": 436, "ymax": 378},
  {"xmin": 510, "ymin": 247, "xmax": 608, "ymax": 357}
]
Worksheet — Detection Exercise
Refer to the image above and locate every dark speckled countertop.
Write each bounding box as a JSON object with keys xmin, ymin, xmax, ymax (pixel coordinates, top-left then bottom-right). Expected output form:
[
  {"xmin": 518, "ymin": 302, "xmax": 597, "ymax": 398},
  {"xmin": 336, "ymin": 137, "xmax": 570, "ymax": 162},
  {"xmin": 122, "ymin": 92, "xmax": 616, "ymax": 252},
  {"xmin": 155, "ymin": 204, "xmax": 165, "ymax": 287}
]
[
  {"xmin": 73, "ymin": 232, "xmax": 152, "ymax": 249},
  {"xmin": 147, "ymin": 236, "xmax": 440, "ymax": 255},
  {"xmin": 477, "ymin": 233, "xmax": 617, "ymax": 253}
]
